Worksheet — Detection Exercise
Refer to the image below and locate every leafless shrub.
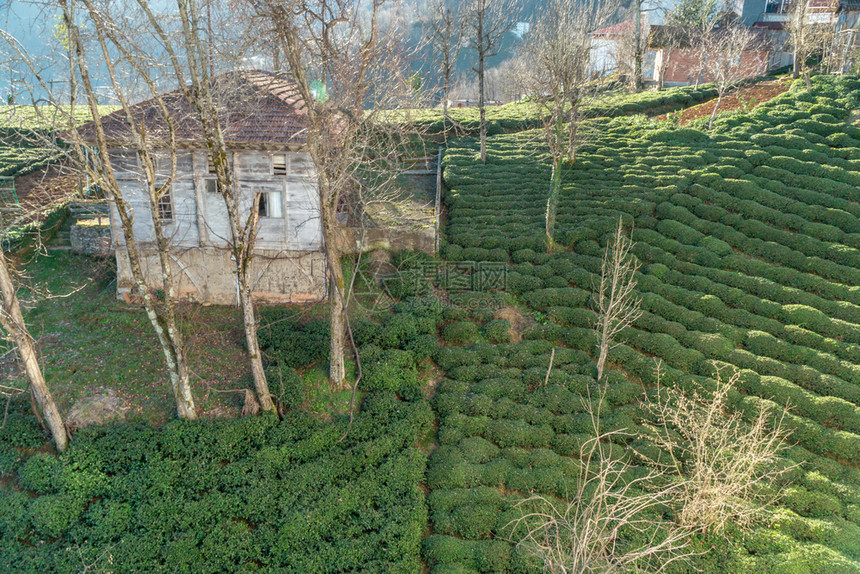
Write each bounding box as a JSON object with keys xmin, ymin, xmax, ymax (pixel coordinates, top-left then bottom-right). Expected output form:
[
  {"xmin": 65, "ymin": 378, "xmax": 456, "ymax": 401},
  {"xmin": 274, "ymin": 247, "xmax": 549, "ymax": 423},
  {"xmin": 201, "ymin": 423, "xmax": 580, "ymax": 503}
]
[
  {"xmin": 703, "ymin": 25, "xmax": 768, "ymax": 129},
  {"xmin": 641, "ymin": 363, "xmax": 794, "ymax": 533},
  {"xmin": 594, "ymin": 217, "xmax": 641, "ymax": 381},
  {"xmin": 508, "ymin": 389, "xmax": 693, "ymax": 574}
]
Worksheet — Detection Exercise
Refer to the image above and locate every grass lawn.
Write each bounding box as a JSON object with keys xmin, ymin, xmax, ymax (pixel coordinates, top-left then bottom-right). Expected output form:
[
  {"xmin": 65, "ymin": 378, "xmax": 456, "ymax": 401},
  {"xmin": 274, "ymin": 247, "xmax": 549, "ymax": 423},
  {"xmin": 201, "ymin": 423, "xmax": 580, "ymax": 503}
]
[{"xmin": 3, "ymin": 248, "xmax": 256, "ymax": 424}]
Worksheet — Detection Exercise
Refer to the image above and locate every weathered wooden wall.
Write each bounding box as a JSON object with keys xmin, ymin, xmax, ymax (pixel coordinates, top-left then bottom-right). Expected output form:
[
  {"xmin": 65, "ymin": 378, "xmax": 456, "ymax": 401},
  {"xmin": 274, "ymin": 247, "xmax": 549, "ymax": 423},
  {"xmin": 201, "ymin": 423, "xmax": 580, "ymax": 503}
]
[{"xmin": 109, "ymin": 148, "xmax": 326, "ymax": 304}]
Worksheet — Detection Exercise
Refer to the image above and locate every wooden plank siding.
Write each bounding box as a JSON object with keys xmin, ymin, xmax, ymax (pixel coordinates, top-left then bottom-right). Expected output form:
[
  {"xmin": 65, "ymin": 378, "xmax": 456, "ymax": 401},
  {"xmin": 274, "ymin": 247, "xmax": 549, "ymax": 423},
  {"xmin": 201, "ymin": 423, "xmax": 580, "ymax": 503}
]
[{"xmin": 108, "ymin": 147, "xmax": 326, "ymax": 304}]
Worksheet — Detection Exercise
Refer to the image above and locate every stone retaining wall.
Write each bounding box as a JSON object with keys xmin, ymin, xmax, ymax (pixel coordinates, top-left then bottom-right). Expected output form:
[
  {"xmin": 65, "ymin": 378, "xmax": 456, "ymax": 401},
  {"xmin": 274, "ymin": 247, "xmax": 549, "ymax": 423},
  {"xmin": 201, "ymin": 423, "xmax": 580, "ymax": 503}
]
[{"xmin": 71, "ymin": 218, "xmax": 112, "ymax": 255}]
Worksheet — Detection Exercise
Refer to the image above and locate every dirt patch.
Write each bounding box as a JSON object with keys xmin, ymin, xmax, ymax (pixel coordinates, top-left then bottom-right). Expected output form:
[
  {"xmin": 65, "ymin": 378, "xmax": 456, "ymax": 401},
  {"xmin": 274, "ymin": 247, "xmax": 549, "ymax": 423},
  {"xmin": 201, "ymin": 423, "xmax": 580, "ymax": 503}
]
[
  {"xmin": 13, "ymin": 161, "xmax": 80, "ymax": 221},
  {"xmin": 495, "ymin": 306, "xmax": 531, "ymax": 344},
  {"xmin": 652, "ymin": 78, "xmax": 791, "ymax": 125},
  {"xmin": 66, "ymin": 387, "xmax": 128, "ymax": 430}
]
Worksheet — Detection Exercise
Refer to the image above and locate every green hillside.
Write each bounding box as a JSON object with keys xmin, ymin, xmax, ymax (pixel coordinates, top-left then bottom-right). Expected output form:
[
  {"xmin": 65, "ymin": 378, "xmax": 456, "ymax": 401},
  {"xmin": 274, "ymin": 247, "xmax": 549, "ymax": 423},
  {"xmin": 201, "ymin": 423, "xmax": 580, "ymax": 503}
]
[
  {"xmin": 408, "ymin": 82, "xmax": 720, "ymax": 134},
  {"xmin": 429, "ymin": 75, "xmax": 860, "ymax": 572},
  {"xmin": 0, "ymin": 105, "xmax": 119, "ymax": 180},
  {"xmin": 2, "ymin": 77, "xmax": 860, "ymax": 573}
]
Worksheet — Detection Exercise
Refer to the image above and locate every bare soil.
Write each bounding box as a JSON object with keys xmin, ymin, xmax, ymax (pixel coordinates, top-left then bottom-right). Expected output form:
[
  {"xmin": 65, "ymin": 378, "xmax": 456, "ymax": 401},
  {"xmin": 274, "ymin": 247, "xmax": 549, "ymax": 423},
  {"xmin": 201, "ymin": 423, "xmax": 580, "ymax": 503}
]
[
  {"xmin": 12, "ymin": 161, "xmax": 80, "ymax": 220},
  {"xmin": 653, "ymin": 78, "xmax": 792, "ymax": 125}
]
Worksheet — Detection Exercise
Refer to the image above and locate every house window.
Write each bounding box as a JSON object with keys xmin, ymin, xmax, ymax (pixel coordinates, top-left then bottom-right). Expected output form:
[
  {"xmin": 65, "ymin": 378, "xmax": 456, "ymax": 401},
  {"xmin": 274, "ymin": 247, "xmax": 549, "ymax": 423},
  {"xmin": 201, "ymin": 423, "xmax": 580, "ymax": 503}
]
[
  {"xmin": 272, "ymin": 153, "xmax": 287, "ymax": 176},
  {"xmin": 207, "ymin": 156, "xmax": 217, "ymax": 174},
  {"xmin": 765, "ymin": 0, "xmax": 792, "ymax": 13},
  {"xmin": 205, "ymin": 178, "xmax": 222, "ymax": 194},
  {"xmin": 258, "ymin": 191, "xmax": 283, "ymax": 218},
  {"xmin": 157, "ymin": 188, "xmax": 174, "ymax": 222}
]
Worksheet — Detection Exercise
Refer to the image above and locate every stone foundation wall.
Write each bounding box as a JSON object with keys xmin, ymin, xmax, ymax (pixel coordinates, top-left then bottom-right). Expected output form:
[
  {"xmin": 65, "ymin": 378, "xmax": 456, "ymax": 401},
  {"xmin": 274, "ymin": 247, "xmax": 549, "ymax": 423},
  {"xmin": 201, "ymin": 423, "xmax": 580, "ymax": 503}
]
[
  {"xmin": 71, "ymin": 219, "xmax": 112, "ymax": 255},
  {"xmin": 114, "ymin": 246, "xmax": 327, "ymax": 305},
  {"xmin": 335, "ymin": 227, "xmax": 436, "ymax": 255}
]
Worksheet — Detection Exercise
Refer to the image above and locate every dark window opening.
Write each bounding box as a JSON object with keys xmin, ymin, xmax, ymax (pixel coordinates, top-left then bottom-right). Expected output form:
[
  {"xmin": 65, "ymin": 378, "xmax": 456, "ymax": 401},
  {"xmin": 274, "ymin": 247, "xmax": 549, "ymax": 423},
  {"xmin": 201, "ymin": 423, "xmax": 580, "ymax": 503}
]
[
  {"xmin": 258, "ymin": 192, "xmax": 267, "ymax": 217},
  {"xmin": 205, "ymin": 178, "xmax": 221, "ymax": 194},
  {"xmin": 273, "ymin": 154, "xmax": 287, "ymax": 176},
  {"xmin": 257, "ymin": 191, "xmax": 283, "ymax": 218},
  {"xmin": 158, "ymin": 190, "xmax": 174, "ymax": 222}
]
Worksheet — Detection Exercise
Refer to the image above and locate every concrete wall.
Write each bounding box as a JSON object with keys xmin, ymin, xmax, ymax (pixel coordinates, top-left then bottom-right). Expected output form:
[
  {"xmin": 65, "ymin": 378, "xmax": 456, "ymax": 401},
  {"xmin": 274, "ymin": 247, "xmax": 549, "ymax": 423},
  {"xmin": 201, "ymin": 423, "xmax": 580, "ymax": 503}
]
[
  {"xmin": 109, "ymin": 148, "xmax": 325, "ymax": 304},
  {"xmin": 335, "ymin": 226, "xmax": 436, "ymax": 255}
]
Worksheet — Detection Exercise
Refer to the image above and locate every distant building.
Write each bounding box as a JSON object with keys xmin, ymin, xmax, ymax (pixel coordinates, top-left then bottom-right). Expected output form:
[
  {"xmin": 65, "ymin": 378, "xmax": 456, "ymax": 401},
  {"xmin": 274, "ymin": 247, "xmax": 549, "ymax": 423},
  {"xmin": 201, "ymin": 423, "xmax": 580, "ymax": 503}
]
[
  {"xmin": 589, "ymin": 18, "xmax": 657, "ymax": 82},
  {"xmin": 648, "ymin": 25, "xmax": 778, "ymax": 86},
  {"xmin": 830, "ymin": 0, "xmax": 860, "ymax": 73}
]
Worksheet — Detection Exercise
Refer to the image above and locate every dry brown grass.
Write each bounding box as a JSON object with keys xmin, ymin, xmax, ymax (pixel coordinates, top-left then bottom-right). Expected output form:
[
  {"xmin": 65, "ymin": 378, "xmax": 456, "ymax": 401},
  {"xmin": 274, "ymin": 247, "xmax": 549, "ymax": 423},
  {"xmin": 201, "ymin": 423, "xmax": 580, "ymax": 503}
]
[
  {"xmin": 641, "ymin": 363, "xmax": 794, "ymax": 533},
  {"xmin": 507, "ymin": 388, "xmax": 694, "ymax": 573}
]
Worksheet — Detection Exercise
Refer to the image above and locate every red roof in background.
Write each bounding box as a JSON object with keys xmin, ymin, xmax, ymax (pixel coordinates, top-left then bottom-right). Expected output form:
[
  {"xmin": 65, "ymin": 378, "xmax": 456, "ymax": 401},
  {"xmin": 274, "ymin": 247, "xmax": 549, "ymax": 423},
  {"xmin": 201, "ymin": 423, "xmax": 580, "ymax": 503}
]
[
  {"xmin": 77, "ymin": 71, "xmax": 308, "ymax": 148},
  {"xmin": 591, "ymin": 20, "xmax": 633, "ymax": 37}
]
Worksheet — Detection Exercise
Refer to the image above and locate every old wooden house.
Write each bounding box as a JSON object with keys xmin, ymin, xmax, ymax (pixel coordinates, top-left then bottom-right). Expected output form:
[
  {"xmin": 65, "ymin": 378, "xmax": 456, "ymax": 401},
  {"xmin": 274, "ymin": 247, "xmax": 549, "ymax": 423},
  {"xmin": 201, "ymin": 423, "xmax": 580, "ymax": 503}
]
[{"xmin": 78, "ymin": 72, "xmax": 326, "ymax": 305}]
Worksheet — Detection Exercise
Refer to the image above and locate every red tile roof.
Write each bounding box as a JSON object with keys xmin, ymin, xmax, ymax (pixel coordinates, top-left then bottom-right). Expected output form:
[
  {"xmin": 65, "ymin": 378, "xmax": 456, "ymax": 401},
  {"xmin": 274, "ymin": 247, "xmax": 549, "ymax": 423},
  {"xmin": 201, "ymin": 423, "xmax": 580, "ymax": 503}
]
[
  {"xmin": 76, "ymin": 71, "xmax": 308, "ymax": 148},
  {"xmin": 591, "ymin": 20, "xmax": 633, "ymax": 37}
]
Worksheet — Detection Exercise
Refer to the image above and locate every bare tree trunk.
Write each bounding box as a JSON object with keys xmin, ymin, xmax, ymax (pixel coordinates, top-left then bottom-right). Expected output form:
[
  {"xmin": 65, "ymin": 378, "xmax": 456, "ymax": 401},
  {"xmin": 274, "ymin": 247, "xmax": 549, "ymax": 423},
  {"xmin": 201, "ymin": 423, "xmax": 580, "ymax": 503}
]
[
  {"xmin": 0, "ymin": 249, "xmax": 69, "ymax": 451},
  {"xmin": 478, "ymin": 7, "xmax": 487, "ymax": 164},
  {"xmin": 171, "ymin": 0, "xmax": 274, "ymax": 413},
  {"xmin": 659, "ymin": 47, "xmax": 671, "ymax": 90},
  {"xmin": 545, "ymin": 160, "xmax": 561, "ymax": 247},
  {"xmin": 238, "ymin": 278, "xmax": 274, "ymax": 411},
  {"xmin": 694, "ymin": 48, "xmax": 704, "ymax": 88},
  {"xmin": 708, "ymin": 93, "xmax": 722, "ymax": 130},
  {"xmin": 633, "ymin": 0, "xmax": 643, "ymax": 92},
  {"xmin": 60, "ymin": 0, "xmax": 197, "ymax": 420},
  {"xmin": 325, "ymin": 219, "xmax": 347, "ymax": 389}
]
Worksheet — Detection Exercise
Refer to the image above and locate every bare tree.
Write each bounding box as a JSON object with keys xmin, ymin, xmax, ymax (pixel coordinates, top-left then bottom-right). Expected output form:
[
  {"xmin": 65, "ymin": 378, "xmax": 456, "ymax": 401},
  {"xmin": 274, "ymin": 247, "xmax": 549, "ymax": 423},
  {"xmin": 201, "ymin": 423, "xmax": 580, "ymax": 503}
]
[
  {"xmin": 631, "ymin": 0, "xmax": 646, "ymax": 91},
  {"xmin": 642, "ymin": 365, "xmax": 793, "ymax": 533},
  {"xmin": 466, "ymin": 0, "xmax": 516, "ymax": 163},
  {"xmin": 251, "ymin": 0, "xmax": 419, "ymax": 390},
  {"xmin": 508, "ymin": 389, "xmax": 693, "ymax": 573},
  {"xmin": 593, "ymin": 217, "xmax": 641, "ymax": 381},
  {"xmin": 426, "ymin": 0, "xmax": 464, "ymax": 141},
  {"xmin": 168, "ymin": 0, "xmax": 276, "ymax": 412},
  {"xmin": 703, "ymin": 25, "xmax": 766, "ymax": 129},
  {"xmin": 516, "ymin": 0, "xmax": 615, "ymax": 247},
  {"xmin": 36, "ymin": 0, "xmax": 292, "ymax": 414},
  {"xmin": 650, "ymin": 24, "xmax": 686, "ymax": 90},
  {"xmin": 788, "ymin": 0, "xmax": 835, "ymax": 88},
  {"xmin": 55, "ymin": 0, "xmax": 198, "ymax": 419},
  {"xmin": 0, "ymin": 247, "xmax": 69, "ymax": 451},
  {"xmin": 669, "ymin": 0, "xmax": 729, "ymax": 88}
]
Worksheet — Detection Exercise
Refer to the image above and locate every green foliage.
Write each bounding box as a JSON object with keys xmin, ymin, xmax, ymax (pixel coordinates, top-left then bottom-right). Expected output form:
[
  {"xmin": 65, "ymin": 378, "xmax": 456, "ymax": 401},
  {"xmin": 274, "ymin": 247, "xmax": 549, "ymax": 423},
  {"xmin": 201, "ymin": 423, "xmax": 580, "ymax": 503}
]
[
  {"xmin": 0, "ymin": 392, "xmax": 431, "ymax": 572},
  {"xmin": 442, "ymin": 321, "xmax": 480, "ymax": 346},
  {"xmin": 16, "ymin": 452, "xmax": 59, "ymax": 494},
  {"xmin": 433, "ymin": 76, "xmax": 860, "ymax": 573},
  {"xmin": 258, "ymin": 311, "xmax": 329, "ymax": 368},
  {"xmin": 363, "ymin": 349, "xmax": 420, "ymax": 393},
  {"xmin": 267, "ymin": 365, "xmax": 306, "ymax": 410},
  {"xmin": 482, "ymin": 319, "xmax": 511, "ymax": 344}
]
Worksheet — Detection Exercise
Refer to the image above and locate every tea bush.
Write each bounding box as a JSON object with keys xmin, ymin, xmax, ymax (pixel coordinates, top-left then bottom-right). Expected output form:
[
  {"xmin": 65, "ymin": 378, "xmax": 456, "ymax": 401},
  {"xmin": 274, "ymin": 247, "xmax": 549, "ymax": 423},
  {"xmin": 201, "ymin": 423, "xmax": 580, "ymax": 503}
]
[
  {"xmin": 431, "ymin": 76, "xmax": 860, "ymax": 573},
  {"xmin": 0, "ymin": 393, "xmax": 432, "ymax": 573}
]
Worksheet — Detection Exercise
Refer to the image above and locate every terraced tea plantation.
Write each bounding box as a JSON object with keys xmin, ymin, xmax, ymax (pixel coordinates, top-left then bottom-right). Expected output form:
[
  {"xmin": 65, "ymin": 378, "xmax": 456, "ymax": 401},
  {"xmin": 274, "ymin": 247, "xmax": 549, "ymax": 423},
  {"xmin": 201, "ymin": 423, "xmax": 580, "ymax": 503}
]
[
  {"xmin": 3, "ymin": 77, "xmax": 860, "ymax": 573},
  {"xmin": 407, "ymin": 83, "xmax": 719, "ymax": 134},
  {"xmin": 0, "ymin": 105, "xmax": 119, "ymax": 178},
  {"xmin": 432, "ymin": 75, "xmax": 860, "ymax": 572}
]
